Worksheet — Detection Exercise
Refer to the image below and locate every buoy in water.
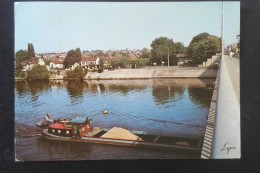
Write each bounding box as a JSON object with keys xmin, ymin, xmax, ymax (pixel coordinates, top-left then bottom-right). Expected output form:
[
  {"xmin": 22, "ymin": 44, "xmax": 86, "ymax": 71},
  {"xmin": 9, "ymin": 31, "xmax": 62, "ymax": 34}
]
[{"xmin": 104, "ymin": 110, "xmax": 108, "ymax": 114}]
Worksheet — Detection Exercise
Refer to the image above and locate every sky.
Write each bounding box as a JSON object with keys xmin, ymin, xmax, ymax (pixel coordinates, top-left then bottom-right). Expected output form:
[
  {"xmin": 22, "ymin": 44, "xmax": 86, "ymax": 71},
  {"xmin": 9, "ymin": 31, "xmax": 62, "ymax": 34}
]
[{"xmin": 15, "ymin": 2, "xmax": 240, "ymax": 53}]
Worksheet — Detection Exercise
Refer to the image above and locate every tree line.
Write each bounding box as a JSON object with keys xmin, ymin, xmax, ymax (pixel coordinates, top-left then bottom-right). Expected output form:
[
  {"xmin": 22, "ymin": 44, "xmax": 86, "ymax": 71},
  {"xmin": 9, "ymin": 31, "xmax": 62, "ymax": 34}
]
[
  {"xmin": 15, "ymin": 32, "xmax": 222, "ymax": 80},
  {"xmin": 150, "ymin": 33, "xmax": 221, "ymax": 66},
  {"xmin": 15, "ymin": 43, "xmax": 35, "ymax": 77}
]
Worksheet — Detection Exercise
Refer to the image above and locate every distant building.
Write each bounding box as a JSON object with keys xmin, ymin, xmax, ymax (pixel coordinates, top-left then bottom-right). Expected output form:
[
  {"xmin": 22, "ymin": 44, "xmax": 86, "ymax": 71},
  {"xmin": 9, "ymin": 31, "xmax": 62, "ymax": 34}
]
[
  {"xmin": 21, "ymin": 58, "xmax": 45, "ymax": 71},
  {"xmin": 49, "ymin": 60, "xmax": 64, "ymax": 69},
  {"xmin": 176, "ymin": 54, "xmax": 191, "ymax": 66},
  {"xmin": 80, "ymin": 56, "xmax": 99, "ymax": 69},
  {"xmin": 226, "ymin": 43, "xmax": 239, "ymax": 54}
]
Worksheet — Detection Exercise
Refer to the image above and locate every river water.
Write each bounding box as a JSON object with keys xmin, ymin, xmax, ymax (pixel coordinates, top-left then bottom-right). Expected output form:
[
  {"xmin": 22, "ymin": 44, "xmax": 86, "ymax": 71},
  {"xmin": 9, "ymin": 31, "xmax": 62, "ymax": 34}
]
[{"xmin": 15, "ymin": 78, "xmax": 215, "ymax": 160}]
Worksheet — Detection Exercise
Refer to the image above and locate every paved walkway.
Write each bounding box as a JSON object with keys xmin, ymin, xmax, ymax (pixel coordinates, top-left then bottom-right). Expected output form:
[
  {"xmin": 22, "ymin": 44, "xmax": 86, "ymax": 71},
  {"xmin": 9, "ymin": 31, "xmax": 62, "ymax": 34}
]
[{"xmin": 224, "ymin": 55, "xmax": 240, "ymax": 102}]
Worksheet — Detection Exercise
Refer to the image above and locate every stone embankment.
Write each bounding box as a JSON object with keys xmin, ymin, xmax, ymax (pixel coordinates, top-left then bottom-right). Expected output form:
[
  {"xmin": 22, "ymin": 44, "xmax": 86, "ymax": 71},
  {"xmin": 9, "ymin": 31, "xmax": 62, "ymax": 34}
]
[
  {"xmin": 15, "ymin": 66, "xmax": 218, "ymax": 81},
  {"xmin": 85, "ymin": 66, "xmax": 217, "ymax": 80}
]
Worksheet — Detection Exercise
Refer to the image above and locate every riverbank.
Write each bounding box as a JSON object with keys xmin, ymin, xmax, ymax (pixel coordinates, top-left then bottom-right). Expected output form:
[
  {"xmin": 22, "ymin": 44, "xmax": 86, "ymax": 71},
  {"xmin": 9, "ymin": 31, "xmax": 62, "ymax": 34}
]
[
  {"xmin": 15, "ymin": 66, "xmax": 218, "ymax": 81},
  {"xmin": 85, "ymin": 66, "xmax": 217, "ymax": 80}
]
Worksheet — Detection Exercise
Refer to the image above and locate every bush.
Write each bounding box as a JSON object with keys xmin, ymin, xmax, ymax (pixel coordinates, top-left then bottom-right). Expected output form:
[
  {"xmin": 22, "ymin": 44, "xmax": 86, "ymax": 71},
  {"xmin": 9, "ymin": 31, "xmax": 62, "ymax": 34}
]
[
  {"xmin": 25, "ymin": 65, "xmax": 50, "ymax": 80},
  {"xmin": 64, "ymin": 66, "xmax": 86, "ymax": 81},
  {"xmin": 19, "ymin": 71, "xmax": 26, "ymax": 78}
]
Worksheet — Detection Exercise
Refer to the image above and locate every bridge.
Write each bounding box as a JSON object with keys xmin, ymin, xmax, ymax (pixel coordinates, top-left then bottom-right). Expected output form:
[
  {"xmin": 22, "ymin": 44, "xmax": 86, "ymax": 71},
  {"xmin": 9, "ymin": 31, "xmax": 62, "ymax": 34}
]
[{"xmin": 201, "ymin": 55, "xmax": 240, "ymax": 159}]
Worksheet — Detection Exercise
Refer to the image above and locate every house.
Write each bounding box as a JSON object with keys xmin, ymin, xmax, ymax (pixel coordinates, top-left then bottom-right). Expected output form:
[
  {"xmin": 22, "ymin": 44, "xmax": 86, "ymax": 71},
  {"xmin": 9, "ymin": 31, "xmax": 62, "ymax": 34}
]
[
  {"xmin": 21, "ymin": 58, "xmax": 45, "ymax": 71},
  {"xmin": 80, "ymin": 56, "xmax": 99, "ymax": 69},
  {"xmin": 49, "ymin": 60, "xmax": 64, "ymax": 69},
  {"xmin": 227, "ymin": 43, "xmax": 239, "ymax": 54},
  {"xmin": 176, "ymin": 54, "xmax": 191, "ymax": 66}
]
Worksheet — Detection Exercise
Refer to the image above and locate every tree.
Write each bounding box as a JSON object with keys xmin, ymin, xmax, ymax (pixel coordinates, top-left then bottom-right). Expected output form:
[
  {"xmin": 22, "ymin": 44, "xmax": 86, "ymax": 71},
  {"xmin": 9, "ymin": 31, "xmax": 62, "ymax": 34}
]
[
  {"xmin": 150, "ymin": 37, "xmax": 176, "ymax": 65},
  {"xmin": 189, "ymin": 33, "xmax": 210, "ymax": 45},
  {"xmin": 75, "ymin": 48, "xmax": 82, "ymax": 59},
  {"xmin": 140, "ymin": 48, "xmax": 151, "ymax": 59},
  {"xmin": 237, "ymin": 34, "xmax": 240, "ymax": 50},
  {"xmin": 27, "ymin": 43, "xmax": 35, "ymax": 59},
  {"xmin": 73, "ymin": 66, "xmax": 86, "ymax": 81},
  {"xmin": 25, "ymin": 65, "xmax": 50, "ymax": 80},
  {"xmin": 113, "ymin": 53, "xmax": 129, "ymax": 68},
  {"xmin": 188, "ymin": 33, "xmax": 221, "ymax": 64},
  {"xmin": 174, "ymin": 42, "xmax": 185, "ymax": 54},
  {"xmin": 15, "ymin": 50, "xmax": 29, "ymax": 77},
  {"xmin": 64, "ymin": 66, "xmax": 86, "ymax": 81},
  {"xmin": 63, "ymin": 48, "xmax": 82, "ymax": 68}
]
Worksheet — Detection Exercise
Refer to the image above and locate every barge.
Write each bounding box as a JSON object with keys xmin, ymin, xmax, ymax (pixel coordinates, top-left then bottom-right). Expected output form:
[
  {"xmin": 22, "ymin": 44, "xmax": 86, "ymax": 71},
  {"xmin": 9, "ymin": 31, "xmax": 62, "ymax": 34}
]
[{"xmin": 37, "ymin": 114, "xmax": 203, "ymax": 152}]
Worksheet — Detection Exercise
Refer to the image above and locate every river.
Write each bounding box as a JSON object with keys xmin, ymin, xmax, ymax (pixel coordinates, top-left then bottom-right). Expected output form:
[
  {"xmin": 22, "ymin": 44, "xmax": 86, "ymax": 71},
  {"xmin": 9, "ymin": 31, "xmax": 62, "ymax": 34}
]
[{"xmin": 15, "ymin": 78, "xmax": 215, "ymax": 160}]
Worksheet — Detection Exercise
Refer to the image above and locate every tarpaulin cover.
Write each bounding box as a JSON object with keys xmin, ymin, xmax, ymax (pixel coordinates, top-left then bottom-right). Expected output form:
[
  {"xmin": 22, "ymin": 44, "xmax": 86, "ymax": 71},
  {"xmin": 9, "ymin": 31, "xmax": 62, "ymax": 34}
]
[{"xmin": 49, "ymin": 123, "xmax": 72, "ymax": 130}]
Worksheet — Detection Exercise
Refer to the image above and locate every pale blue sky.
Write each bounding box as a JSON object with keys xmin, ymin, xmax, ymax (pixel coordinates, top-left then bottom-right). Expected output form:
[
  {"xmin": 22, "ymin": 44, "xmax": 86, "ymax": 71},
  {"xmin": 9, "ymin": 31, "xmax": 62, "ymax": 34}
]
[{"xmin": 15, "ymin": 2, "xmax": 240, "ymax": 53}]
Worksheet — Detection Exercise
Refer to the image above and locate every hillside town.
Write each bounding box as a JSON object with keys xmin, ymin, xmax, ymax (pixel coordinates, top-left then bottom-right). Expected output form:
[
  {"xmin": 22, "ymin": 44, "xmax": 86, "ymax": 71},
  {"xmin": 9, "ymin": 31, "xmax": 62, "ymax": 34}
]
[{"xmin": 15, "ymin": 49, "xmax": 148, "ymax": 72}]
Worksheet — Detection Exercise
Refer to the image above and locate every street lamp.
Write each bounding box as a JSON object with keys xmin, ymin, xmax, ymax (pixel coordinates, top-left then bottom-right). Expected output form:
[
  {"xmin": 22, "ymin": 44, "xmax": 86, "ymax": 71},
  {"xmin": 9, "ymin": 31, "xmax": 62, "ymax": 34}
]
[
  {"xmin": 168, "ymin": 50, "xmax": 169, "ymax": 68},
  {"xmin": 221, "ymin": 1, "xmax": 224, "ymax": 58}
]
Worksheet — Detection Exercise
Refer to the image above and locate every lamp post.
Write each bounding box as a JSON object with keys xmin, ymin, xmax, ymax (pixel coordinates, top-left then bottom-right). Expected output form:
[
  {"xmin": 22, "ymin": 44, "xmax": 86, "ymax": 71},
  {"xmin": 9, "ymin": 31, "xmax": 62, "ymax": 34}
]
[
  {"xmin": 221, "ymin": 1, "xmax": 224, "ymax": 58},
  {"xmin": 167, "ymin": 50, "xmax": 169, "ymax": 68}
]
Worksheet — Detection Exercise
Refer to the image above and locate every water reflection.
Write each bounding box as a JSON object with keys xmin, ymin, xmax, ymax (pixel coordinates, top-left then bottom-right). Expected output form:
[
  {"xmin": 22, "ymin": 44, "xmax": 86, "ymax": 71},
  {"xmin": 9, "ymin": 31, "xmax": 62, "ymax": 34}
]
[
  {"xmin": 106, "ymin": 84, "xmax": 147, "ymax": 95},
  {"xmin": 15, "ymin": 80, "xmax": 51, "ymax": 96},
  {"xmin": 66, "ymin": 81, "xmax": 84, "ymax": 103},
  {"xmin": 15, "ymin": 79, "xmax": 215, "ymax": 108},
  {"xmin": 152, "ymin": 85, "xmax": 184, "ymax": 105},
  {"xmin": 188, "ymin": 87, "xmax": 213, "ymax": 108},
  {"xmin": 35, "ymin": 137, "xmax": 93, "ymax": 160}
]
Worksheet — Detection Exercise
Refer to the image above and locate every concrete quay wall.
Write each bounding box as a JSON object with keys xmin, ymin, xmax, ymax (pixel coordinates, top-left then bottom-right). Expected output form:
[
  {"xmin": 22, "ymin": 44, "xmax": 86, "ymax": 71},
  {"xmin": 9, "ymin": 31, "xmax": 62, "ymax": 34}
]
[
  {"xmin": 201, "ymin": 66, "xmax": 220, "ymax": 159},
  {"xmin": 85, "ymin": 67, "xmax": 217, "ymax": 80}
]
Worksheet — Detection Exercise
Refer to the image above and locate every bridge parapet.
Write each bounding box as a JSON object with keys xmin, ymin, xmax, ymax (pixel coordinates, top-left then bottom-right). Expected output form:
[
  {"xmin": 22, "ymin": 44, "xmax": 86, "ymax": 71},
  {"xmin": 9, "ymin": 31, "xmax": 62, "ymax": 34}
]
[{"xmin": 201, "ymin": 55, "xmax": 240, "ymax": 159}]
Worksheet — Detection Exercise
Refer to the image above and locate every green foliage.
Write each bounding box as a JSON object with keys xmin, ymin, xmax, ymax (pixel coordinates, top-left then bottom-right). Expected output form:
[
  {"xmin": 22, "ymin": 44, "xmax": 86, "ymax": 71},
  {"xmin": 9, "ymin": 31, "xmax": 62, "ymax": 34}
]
[
  {"xmin": 89, "ymin": 62, "xmax": 95, "ymax": 69},
  {"xmin": 188, "ymin": 33, "xmax": 221, "ymax": 64},
  {"xmin": 65, "ymin": 70, "xmax": 74, "ymax": 79},
  {"xmin": 130, "ymin": 58, "xmax": 150, "ymax": 68},
  {"xmin": 15, "ymin": 50, "xmax": 28, "ymax": 62},
  {"xmin": 118, "ymin": 56, "xmax": 129, "ymax": 68},
  {"xmin": 189, "ymin": 33, "xmax": 210, "ymax": 45},
  {"xmin": 63, "ymin": 48, "xmax": 82, "ymax": 68},
  {"xmin": 110, "ymin": 59, "xmax": 119, "ymax": 68},
  {"xmin": 25, "ymin": 65, "xmax": 50, "ymax": 80},
  {"xmin": 111, "ymin": 53, "xmax": 129, "ymax": 68},
  {"xmin": 27, "ymin": 43, "xmax": 35, "ymax": 59},
  {"xmin": 150, "ymin": 37, "xmax": 176, "ymax": 65},
  {"xmin": 15, "ymin": 50, "xmax": 29, "ymax": 77},
  {"xmin": 64, "ymin": 66, "xmax": 86, "ymax": 81},
  {"xmin": 237, "ymin": 34, "xmax": 240, "ymax": 50},
  {"xmin": 140, "ymin": 48, "xmax": 151, "ymax": 59},
  {"xmin": 19, "ymin": 71, "xmax": 26, "ymax": 78},
  {"xmin": 99, "ymin": 58, "xmax": 104, "ymax": 68},
  {"xmin": 174, "ymin": 42, "xmax": 185, "ymax": 54},
  {"xmin": 73, "ymin": 66, "xmax": 86, "ymax": 81},
  {"xmin": 15, "ymin": 70, "xmax": 26, "ymax": 78}
]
